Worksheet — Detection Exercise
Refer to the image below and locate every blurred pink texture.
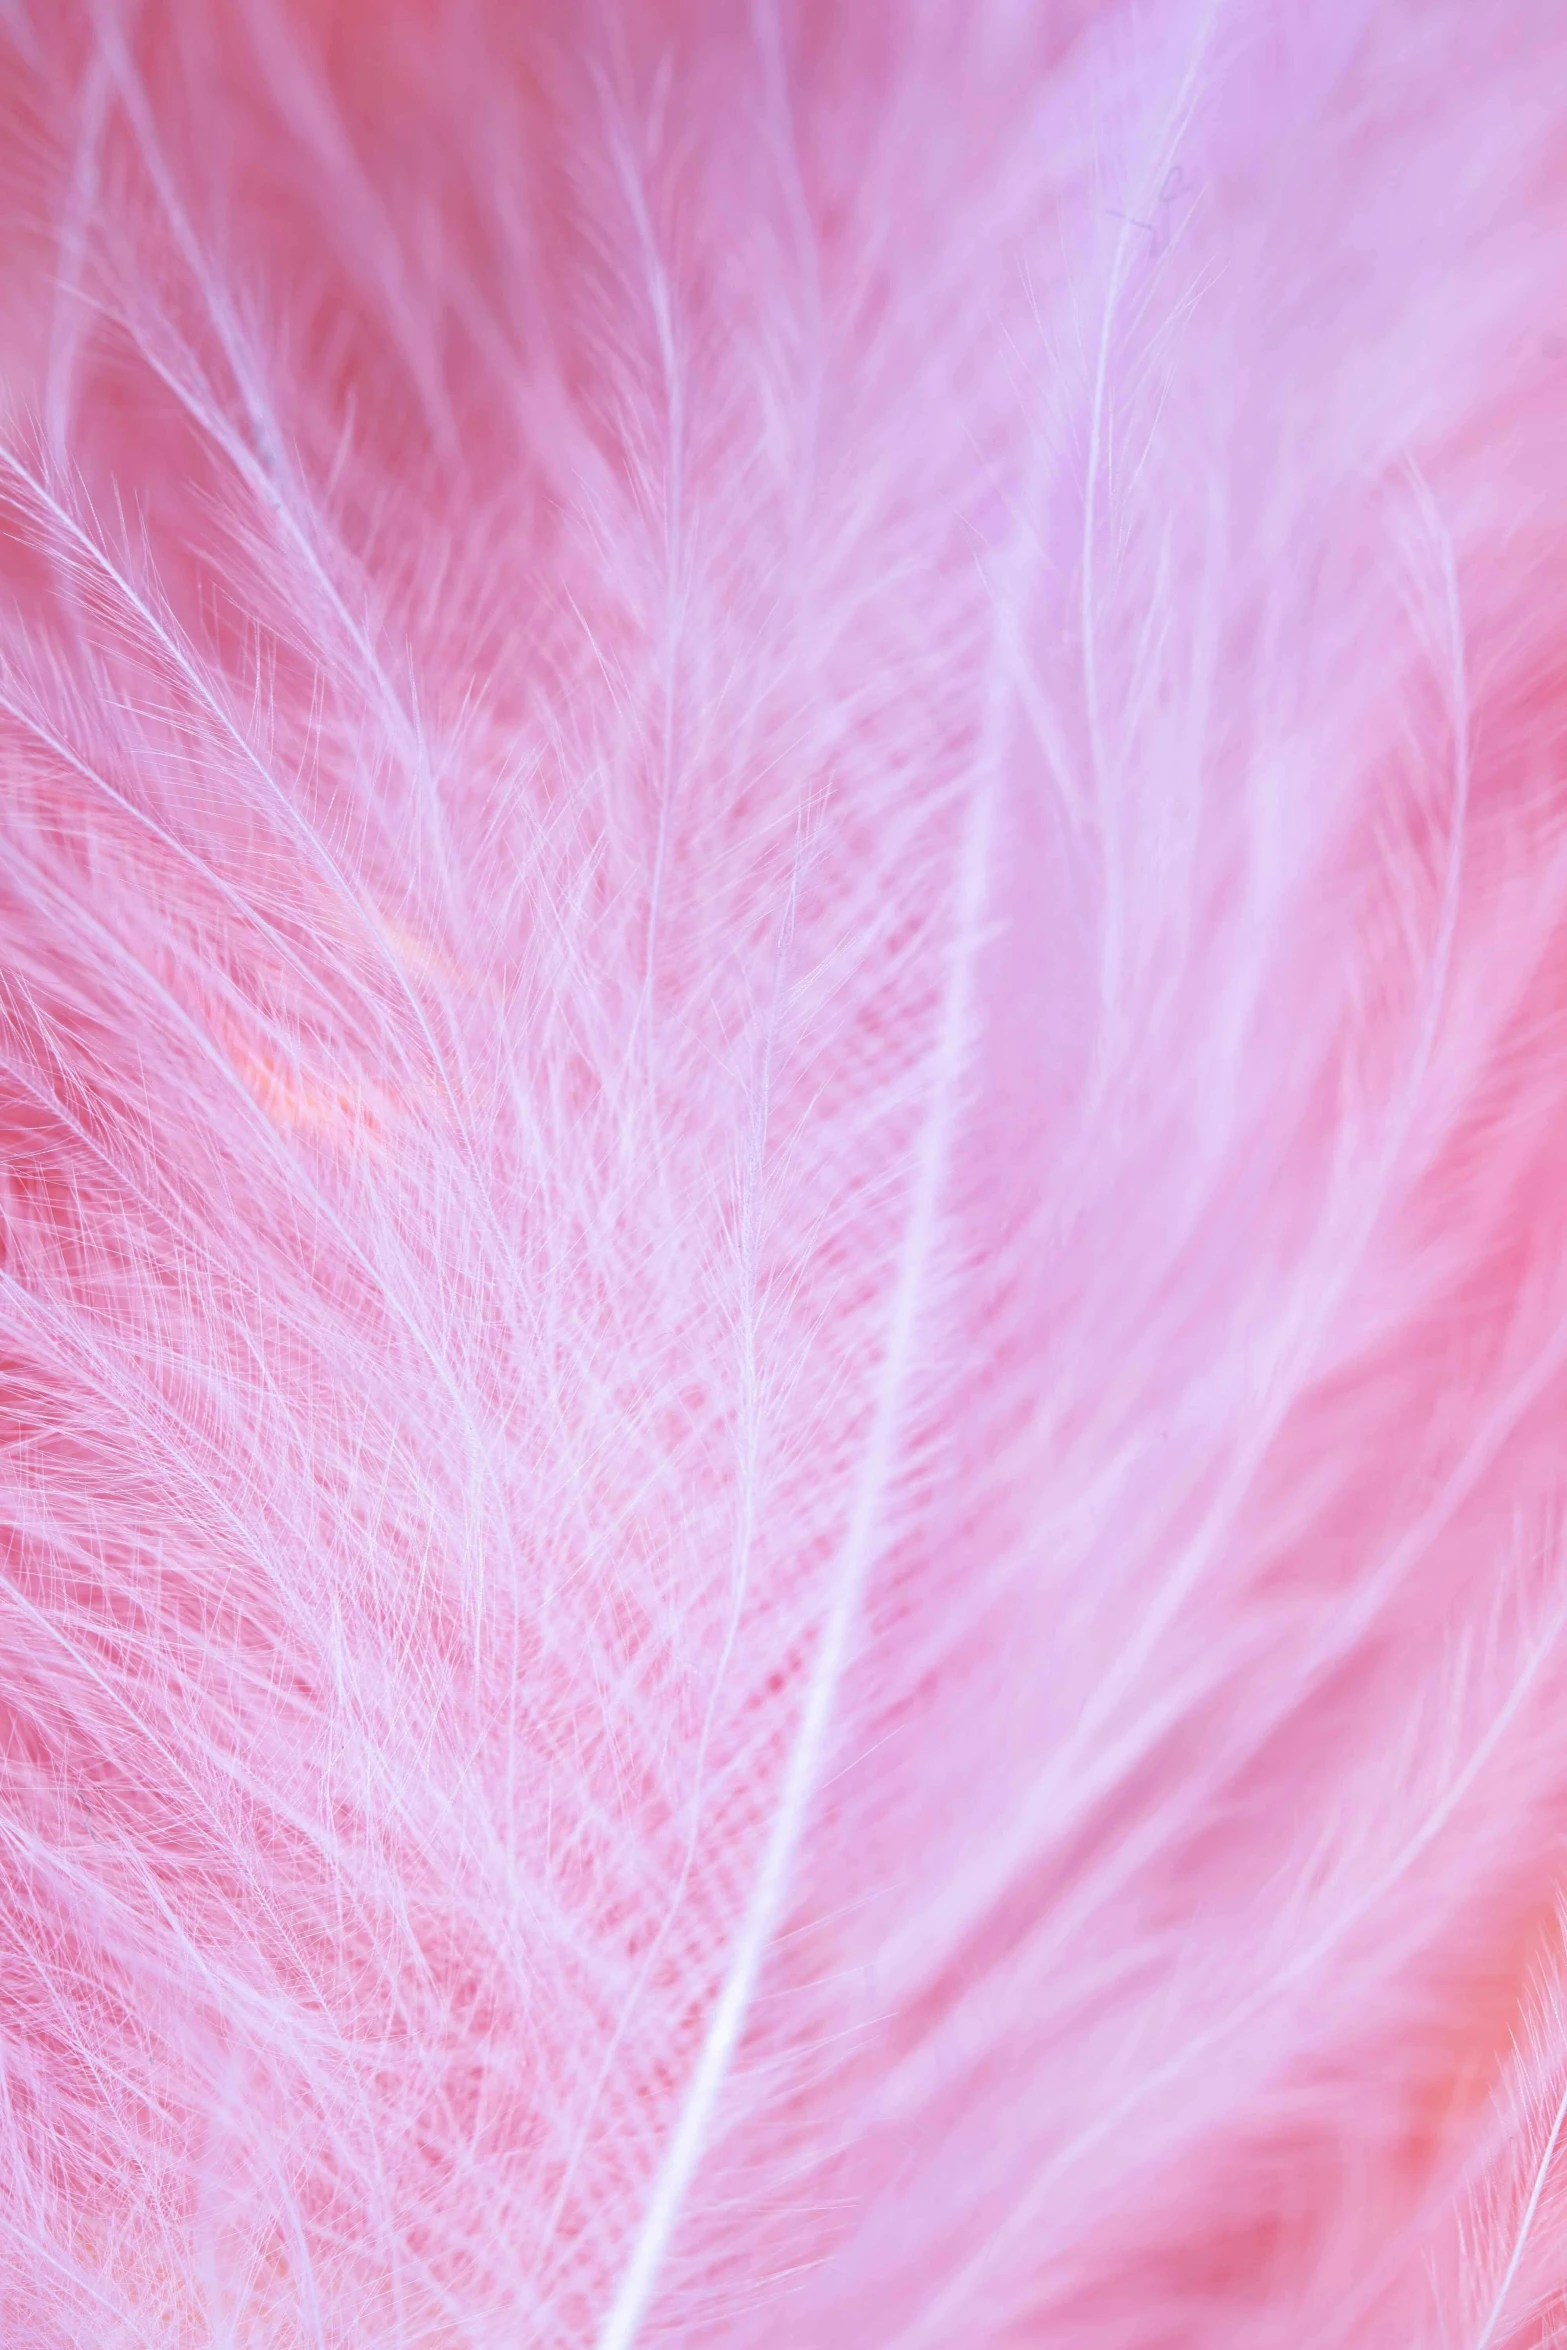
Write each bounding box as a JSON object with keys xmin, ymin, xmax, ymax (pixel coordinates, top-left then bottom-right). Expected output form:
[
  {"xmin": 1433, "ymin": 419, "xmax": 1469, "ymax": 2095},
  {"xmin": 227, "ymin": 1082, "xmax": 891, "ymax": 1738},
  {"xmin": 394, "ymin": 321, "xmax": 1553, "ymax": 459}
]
[{"xmin": 1, "ymin": 4, "xmax": 1566, "ymax": 2344}]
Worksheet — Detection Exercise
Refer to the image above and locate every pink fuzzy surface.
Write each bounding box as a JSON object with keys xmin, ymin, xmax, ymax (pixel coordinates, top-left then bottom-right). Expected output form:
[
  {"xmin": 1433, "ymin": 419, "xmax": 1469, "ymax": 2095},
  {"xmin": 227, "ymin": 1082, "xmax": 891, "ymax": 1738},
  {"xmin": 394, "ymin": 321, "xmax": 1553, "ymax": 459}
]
[{"xmin": 2, "ymin": 3, "xmax": 1567, "ymax": 2343}]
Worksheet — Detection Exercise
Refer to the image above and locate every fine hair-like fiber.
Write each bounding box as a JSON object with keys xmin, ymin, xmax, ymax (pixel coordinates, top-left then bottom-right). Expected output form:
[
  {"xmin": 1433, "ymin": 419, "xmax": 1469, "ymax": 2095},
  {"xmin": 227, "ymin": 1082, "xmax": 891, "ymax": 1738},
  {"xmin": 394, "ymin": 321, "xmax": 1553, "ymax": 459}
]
[{"xmin": 2, "ymin": 4, "xmax": 1566, "ymax": 2344}]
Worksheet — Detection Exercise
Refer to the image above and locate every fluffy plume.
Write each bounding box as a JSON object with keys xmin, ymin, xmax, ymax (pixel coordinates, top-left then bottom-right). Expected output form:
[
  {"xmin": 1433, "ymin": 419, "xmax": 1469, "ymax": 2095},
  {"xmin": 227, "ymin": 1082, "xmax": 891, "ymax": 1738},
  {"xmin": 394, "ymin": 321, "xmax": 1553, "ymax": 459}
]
[{"xmin": 2, "ymin": 4, "xmax": 1567, "ymax": 2344}]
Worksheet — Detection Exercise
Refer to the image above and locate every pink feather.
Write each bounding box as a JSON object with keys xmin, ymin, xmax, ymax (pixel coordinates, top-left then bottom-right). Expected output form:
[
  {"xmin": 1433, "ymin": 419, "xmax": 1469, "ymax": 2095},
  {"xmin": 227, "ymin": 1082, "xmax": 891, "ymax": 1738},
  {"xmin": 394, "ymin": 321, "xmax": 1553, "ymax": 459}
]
[{"xmin": 2, "ymin": 3, "xmax": 1567, "ymax": 2343}]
